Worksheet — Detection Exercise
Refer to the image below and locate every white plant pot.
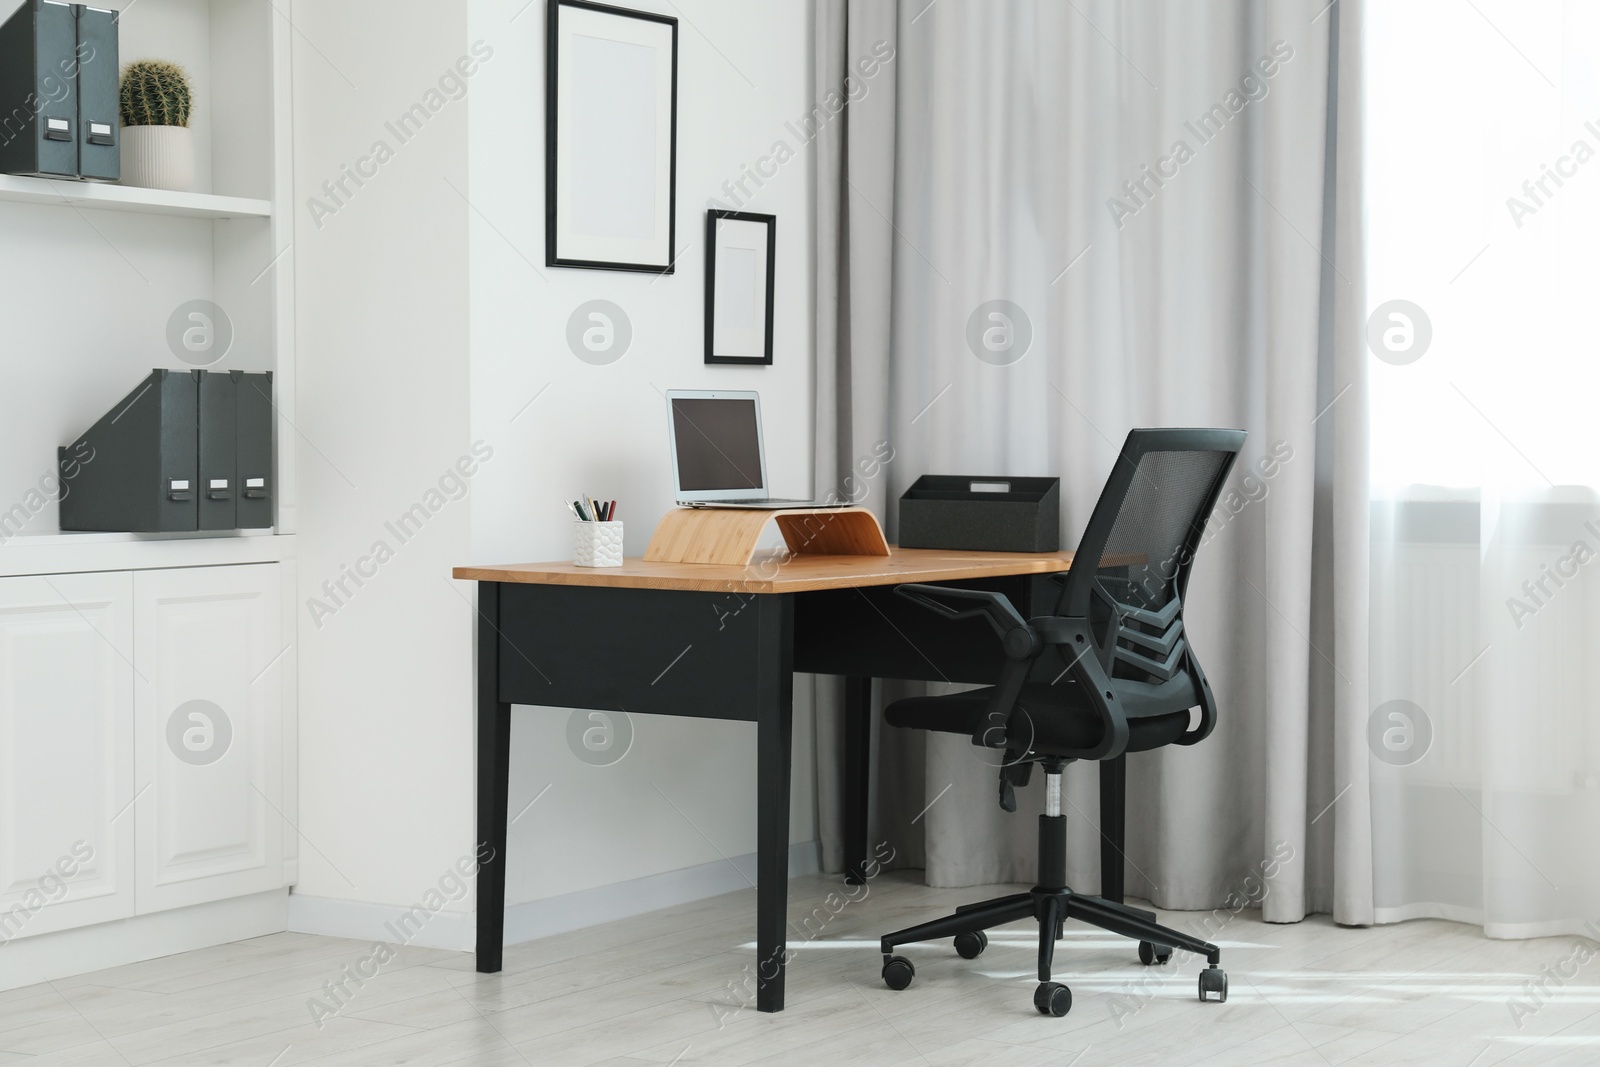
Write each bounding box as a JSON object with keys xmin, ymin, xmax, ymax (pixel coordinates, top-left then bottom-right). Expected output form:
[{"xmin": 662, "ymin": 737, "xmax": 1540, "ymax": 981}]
[{"xmin": 120, "ymin": 125, "xmax": 195, "ymax": 192}]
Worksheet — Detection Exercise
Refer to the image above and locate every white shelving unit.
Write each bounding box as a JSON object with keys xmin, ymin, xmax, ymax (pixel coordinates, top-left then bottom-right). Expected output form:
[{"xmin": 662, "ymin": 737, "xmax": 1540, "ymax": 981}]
[
  {"xmin": 0, "ymin": 0, "xmax": 296, "ymax": 565},
  {"xmin": 0, "ymin": 0, "xmax": 299, "ymax": 990}
]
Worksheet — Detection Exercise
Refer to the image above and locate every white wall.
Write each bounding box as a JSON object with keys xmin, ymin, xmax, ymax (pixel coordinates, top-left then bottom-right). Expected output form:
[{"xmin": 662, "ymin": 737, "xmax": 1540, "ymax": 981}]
[
  {"xmin": 291, "ymin": 0, "xmax": 818, "ymax": 933},
  {"xmin": 290, "ymin": 0, "xmax": 477, "ymax": 910},
  {"xmin": 466, "ymin": 0, "xmax": 820, "ymax": 907}
]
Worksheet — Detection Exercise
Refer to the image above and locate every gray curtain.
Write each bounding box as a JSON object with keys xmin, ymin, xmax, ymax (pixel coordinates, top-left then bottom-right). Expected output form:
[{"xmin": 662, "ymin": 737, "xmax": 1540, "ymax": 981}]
[{"xmin": 811, "ymin": 0, "xmax": 1372, "ymax": 924}]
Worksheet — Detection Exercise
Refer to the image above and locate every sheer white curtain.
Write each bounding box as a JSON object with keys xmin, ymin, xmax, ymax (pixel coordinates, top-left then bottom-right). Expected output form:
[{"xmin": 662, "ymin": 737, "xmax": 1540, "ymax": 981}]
[{"xmin": 1366, "ymin": 0, "xmax": 1600, "ymax": 936}]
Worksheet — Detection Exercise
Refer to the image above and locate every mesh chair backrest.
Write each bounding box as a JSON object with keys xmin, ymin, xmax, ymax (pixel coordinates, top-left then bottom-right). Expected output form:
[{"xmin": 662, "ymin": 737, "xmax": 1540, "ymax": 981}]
[{"xmin": 1056, "ymin": 429, "xmax": 1245, "ymax": 683}]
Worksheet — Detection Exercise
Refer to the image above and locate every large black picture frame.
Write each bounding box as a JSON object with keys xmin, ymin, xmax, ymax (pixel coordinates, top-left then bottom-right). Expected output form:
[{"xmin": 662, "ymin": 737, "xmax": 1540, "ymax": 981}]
[
  {"xmin": 545, "ymin": 0, "xmax": 679, "ymax": 273},
  {"xmin": 704, "ymin": 210, "xmax": 776, "ymax": 366}
]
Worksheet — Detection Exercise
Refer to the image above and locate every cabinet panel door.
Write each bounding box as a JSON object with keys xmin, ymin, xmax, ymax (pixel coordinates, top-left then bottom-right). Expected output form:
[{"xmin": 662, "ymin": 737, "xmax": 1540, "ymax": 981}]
[
  {"xmin": 0, "ymin": 572, "xmax": 135, "ymax": 939},
  {"xmin": 134, "ymin": 564, "xmax": 285, "ymax": 913}
]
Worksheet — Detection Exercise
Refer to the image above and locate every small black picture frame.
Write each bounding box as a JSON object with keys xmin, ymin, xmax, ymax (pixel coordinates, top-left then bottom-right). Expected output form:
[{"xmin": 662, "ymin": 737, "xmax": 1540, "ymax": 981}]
[
  {"xmin": 546, "ymin": 0, "xmax": 678, "ymax": 273},
  {"xmin": 704, "ymin": 210, "xmax": 776, "ymax": 365}
]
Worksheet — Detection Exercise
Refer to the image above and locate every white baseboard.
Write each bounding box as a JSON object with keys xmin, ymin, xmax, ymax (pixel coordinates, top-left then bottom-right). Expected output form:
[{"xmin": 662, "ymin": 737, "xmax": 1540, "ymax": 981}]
[
  {"xmin": 0, "ymin": 889, "xmax": 289, "ymax": 993},
  {"xmin": 287, "ymin": 889, "xmax": 475, "ymax": 951},
  {"xmin": 286, "ymin": 840, "xmax": 822, "ymax": 952},
  {"xmin": 502, "ymin": 839, "xmax": 821, "ymax": 947},
  {"xmin": 0, "ymin": 844, "xmax": 825, "ymax": 991}
]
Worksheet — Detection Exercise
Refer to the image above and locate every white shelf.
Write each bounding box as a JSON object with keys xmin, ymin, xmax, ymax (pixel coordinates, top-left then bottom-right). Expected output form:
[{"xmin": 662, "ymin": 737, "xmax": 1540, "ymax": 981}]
[
  {"xmin": 0, "ymin": 531, "xmax": 296, "ymax": 578},
  {"xmin": 0, "ymin": 174, "xmax": 271, "ymax": 219}
]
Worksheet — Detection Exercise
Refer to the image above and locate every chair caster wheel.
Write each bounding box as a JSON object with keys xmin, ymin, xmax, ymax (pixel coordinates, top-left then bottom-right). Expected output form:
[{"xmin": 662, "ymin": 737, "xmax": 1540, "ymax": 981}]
[
  {"xmin": 882, "ymin": 956, "xmax": 915, "ymax": 991},
  {"xmin": 954, "ymin": 931, "xmax": 988, "ymax": 959},
  {"xmin": 1034, "ymin": 981, "xmax": 1072, "ymax": 1017},
  {"xmin": 1138, "ymin": 940, "xmax": 1172, "ymax": 965},
  {"xmin": 1198, "ymin": 965, "xmax": 1227, "ymax": 1003}
]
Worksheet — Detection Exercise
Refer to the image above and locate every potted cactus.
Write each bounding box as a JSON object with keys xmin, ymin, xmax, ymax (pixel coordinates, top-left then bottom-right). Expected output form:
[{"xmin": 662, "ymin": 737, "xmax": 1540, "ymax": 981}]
[{"xmin": 119, "ymin": 59, "xmax": 195, "ymax": 192}]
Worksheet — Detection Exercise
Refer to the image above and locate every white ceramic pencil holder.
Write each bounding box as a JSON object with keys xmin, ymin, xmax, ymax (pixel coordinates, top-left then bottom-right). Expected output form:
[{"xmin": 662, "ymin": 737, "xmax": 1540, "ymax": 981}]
[{"xmin": 574, "ymin": 521, "xmax": 624, "ymax": 567}]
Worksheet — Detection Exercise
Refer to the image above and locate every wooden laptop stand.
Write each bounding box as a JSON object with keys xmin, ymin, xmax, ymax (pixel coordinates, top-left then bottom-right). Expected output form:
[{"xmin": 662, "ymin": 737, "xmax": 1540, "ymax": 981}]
[{"xmin": 644, "ymin": 507, "xmax": 890, "ymax": 566}]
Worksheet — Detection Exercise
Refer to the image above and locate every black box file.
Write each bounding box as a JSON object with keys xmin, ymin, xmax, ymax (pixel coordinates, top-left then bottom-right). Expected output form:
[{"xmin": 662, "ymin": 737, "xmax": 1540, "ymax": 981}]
[
  {"xmin": 233, "ymin": 371, "xmax": 273, "ymax": 529},
  {"xmin": 197, "ymin": 370, "xmax": 236, "ymax": 530},
  {"xmin": 73, "ymin": 4, "xmax": 119, "ymax": 181},
  {"xmin": 59, "ymin": 369, "xmax": 198, "ymax": 532},
  {"xmin": 59, "ymin": 369, "xmax": 273, "ymax": 533},
  {"xmin": 0, "ymin": 2, "xmax": 119, "ymax": 180},
  {"xmin": 897, "ymin": 475, "xmax": 1061, "ymax": 553},
  {"xmin": 0, "ymin": 1, "xmax": 80, "ymax": 178}
]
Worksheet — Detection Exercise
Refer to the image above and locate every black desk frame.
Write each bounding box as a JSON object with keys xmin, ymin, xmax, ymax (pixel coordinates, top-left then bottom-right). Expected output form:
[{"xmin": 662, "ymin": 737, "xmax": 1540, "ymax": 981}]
[{"xmin": 473, "ymin": 573, "xmax": 1061, "ymax": 1012}]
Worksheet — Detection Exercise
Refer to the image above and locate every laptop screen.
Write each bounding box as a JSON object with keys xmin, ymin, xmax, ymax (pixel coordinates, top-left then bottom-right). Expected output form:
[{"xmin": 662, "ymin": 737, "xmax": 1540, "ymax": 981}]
[{"xmin": 671, "ymin": 396, "xmax": 764, "ymax": 492}]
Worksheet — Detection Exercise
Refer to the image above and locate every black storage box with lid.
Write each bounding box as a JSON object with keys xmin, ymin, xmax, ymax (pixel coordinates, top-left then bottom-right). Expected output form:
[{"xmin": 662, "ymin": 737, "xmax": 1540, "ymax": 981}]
[{"xmin": 897, "ymin": 475, "xmax": 1060, "ymax": 552}]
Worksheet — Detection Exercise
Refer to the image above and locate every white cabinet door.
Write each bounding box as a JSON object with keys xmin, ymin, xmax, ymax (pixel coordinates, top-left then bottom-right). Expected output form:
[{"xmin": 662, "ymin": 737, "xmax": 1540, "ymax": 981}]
[
  {"xmin": 0, "ymin": 572, "xmax": 135, "ymax": 940},
  {"xmin": 134, "ymin": 564, "xmax": 286, "ymax": 913}
]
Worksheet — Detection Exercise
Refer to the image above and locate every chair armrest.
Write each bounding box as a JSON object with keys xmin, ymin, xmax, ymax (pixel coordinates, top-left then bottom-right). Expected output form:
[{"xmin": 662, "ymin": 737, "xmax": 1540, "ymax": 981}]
[
  {"xmin": 895, "ymin": 589, "xmax": 1133, "ymax": 759},
  {"xmin": 1026, "ymin": 615, "xmax": 1131, "ymax": 760},
  {"xmin": 1030, "ymin": 615, "xmax": 1085, "ymax": 647},
  {"xmin": 1176, "ymin": 647, "xmax": 1218, "ymax": 746},
  {"xmin": 971, "ymin": 656, "xmax": 1030, "ymax": 750},
  {"xmin": 895, "ymin": 584, "xmax": 1039, "ymax": 749},
  {"xmin": 894, "ymin": 584, "xmax": 1040, "ymax": 660}
]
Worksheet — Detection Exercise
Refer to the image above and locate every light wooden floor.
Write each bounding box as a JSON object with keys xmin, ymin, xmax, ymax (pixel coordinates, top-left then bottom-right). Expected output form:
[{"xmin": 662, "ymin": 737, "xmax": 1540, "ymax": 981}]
[{"xmin": 4, "ymin": 870, "xmax": 1599, "ymax": 1066}]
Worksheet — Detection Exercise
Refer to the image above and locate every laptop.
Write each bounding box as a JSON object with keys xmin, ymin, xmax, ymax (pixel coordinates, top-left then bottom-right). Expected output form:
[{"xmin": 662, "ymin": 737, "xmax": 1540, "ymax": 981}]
[{"xmin": 665, "ymin": 390, "xmax": 851, "ymax": 509}]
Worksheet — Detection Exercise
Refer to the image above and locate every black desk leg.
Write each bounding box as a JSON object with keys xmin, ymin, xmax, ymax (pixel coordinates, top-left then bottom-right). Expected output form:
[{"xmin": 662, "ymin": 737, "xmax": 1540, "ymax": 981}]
[
  {"xmin": 1099, "ymin": 753, "xmax": 1126, "ymax": 905},
  {"xmin": 476, "ymin": 582, "xmax": 512, "ymax": 973},
  {"xmin": 755, "ymin": 595, "xmax": 795, "ymax": 1012},
  {"xmin": 842, "ymin": 675, "xmax": 872, "ymax": 886}
]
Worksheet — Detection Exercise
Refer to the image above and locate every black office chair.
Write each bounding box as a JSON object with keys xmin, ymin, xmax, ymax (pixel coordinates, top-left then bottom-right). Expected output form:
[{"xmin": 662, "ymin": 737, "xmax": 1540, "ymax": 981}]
[{"xmin": 875, "ymin": 427, "xmax": 1246, "ymax": 1016}]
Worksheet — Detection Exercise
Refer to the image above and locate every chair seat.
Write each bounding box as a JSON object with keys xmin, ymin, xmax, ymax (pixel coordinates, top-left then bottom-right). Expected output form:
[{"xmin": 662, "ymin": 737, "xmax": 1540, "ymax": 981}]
[{"xmin": 884, "ymin": 678, "xmax": 1198, "ymax": 757}]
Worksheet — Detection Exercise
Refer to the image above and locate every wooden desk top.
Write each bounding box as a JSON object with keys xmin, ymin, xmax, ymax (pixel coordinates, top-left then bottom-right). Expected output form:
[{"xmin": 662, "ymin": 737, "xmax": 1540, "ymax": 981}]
[{"xmin": 453, "ymin": 547, "xmax": 1077, "ymax": 594}]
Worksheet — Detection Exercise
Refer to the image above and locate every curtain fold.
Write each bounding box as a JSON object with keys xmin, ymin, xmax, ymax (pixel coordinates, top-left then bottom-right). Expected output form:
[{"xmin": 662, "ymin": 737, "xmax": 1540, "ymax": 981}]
[
  {"xmin": 1326, "ymin": 0, "xmax": 1375, "ymax": 927},
  {"xmin": 811, "ymin": 0, "xmax": 1373, "ymax": 924}
]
